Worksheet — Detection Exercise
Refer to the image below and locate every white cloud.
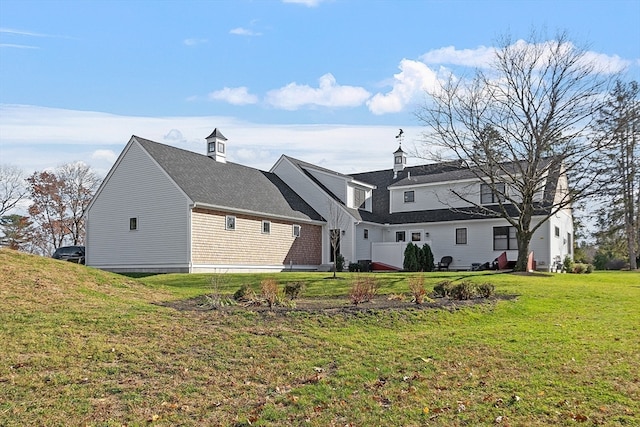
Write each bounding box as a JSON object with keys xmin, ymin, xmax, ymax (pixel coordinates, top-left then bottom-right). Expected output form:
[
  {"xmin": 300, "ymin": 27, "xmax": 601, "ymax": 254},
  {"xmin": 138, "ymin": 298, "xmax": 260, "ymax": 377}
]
[
  {"xmin": 209, "ymin": 87, "xmax": 259, "ymax": 105},
  {"xmin": 421, "ymin": 45, "xmax": 496, "ymax": 68},
  {"xmin": 282, "ymin": 0, "xmax": 327, "ymax": 6},
  {"xmin": 367, "ymin": 59, "xmax": 443, "ymax": 115},
  {"xmin": 183, "ymin": 38, "xmax": 208, "ymax": 46},
  {"xmin": 229, "ymin": 27, "xmax": 262, "ymax": 37},
  {"xmin": 91, "ymin": 149, "xmax": 117, "ymax": 163},
  {"xmin": 0, "ymin": 43, "xmax": 39, "ymax": 49},
  {"xmin": 265, "ymin": 73, "xmax": 370, "ymax": 110},
  {"xmin": 0, "ymin": 104, "xmax": 423, "ymax": 176}
]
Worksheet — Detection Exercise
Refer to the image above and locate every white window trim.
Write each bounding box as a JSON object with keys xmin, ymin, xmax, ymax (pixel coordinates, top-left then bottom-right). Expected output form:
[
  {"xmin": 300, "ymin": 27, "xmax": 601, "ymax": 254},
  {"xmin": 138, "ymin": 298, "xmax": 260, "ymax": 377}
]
[
  {"xmin": 455, "ymin": 227, "xmax": 467, "ymax": 245},
  {"xmin": 262, "ymin": 220, "xmax": 271, "ymax": 234},
  {"xmin": 292, "ymin": 224, "xmax": 301, "ymax": 237},
  {"xmin": 403, "ymin": 190, "xmax": 415, "ymax": 203}
]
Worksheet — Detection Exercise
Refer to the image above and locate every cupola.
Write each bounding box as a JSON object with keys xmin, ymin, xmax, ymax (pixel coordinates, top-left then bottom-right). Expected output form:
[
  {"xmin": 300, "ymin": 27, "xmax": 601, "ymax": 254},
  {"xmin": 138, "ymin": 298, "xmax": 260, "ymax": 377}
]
[
  {"xmin": 205, "ymin": 128, "xmax": 227, "ymax": 163},
  {"xmin": 393, "ymin": 128, "xmax": 406, "ymax": 178}
]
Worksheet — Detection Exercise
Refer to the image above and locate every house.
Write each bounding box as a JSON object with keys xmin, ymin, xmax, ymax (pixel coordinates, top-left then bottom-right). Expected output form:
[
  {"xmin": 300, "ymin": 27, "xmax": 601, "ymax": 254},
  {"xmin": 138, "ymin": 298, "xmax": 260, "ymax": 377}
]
[{"xmin": 85, "ymin": 129, "xmax": 573, "ymax": 273}]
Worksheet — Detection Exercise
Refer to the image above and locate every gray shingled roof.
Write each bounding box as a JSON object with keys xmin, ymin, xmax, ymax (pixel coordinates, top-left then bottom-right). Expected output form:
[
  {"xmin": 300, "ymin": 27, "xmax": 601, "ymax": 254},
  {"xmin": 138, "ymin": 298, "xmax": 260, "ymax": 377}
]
[{"xmin": 134, "ymin": 136, "xmax": 324, "ymax": 222}]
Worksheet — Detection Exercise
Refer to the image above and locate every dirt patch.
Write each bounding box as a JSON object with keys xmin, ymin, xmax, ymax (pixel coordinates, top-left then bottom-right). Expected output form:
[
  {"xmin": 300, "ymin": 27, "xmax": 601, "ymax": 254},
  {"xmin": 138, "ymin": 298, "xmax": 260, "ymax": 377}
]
[{"xmin": 159, "ymin": 294, "xmax": 517, "ymax": 316}]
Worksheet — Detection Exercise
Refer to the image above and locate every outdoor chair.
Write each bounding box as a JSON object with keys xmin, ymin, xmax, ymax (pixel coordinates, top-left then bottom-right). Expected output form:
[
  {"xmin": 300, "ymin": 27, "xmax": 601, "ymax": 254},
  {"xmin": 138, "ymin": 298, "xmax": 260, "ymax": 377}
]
[{"xmin": 437, "ymin": 256, "xmax": 453, "ymax": 271}]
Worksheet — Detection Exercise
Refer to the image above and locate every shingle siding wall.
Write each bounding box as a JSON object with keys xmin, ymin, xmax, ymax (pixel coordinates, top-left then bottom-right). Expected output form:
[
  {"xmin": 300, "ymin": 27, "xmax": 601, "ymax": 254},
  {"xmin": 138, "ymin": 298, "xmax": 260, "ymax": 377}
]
[{"xmin": 191, "ymin": 208, "xmax": 321, "ymax": 266}]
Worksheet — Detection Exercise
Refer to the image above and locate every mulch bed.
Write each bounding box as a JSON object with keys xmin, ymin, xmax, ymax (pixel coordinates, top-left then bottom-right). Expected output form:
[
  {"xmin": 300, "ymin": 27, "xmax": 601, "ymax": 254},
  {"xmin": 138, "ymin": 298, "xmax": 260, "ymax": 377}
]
[{"xmin": 159, "ymin": 294, "xmax": 517, "ymax": 316}]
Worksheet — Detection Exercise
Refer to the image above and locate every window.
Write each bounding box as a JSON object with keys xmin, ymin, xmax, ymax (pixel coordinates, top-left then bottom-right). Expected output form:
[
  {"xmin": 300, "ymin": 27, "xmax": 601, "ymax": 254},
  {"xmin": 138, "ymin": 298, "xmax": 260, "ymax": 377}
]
[
  {"xmin": 129, "ymin": 217, "xmax": 138, "ymax": 231},
  {"xmin": 493, "ymin": 226, "xmax": 518, "ymax": 250},
  {"xmin": 395, "ymin": 231, "xmax": 406, "ymax": 242},
  {"xmin": 456, "ymin": 228, "xmax": 467, "ymax": 245},
  {"xmin": 554, "ymin": 226, "xmax": 560, "ymax": 237},
  {"xmin": 395, "ymin": 156, "xmax": 403, "ymax": 164},
  {"xmin": 225, "ymin": 215, "xmax": 236, "ymax": 230},
  {"xmin": 218, "ymin": 142, "xmax": 225, "ymax": 153},
  {"xmin": 262, "ymin": 220, "xmax": 270, "ymax": 234},
  {"xmin": 208, "ymin": 142, "xmax": 215, "ymax": 153},
  {"xmin": 411, "ymin": 232, "xmax": 421, "ymax": 242},
  {"xmin": 292, "ymin": 224, "xmax": 301, "ymax": 238},
  {"xmin": 354, "ymin": 187, "xmax": 366, "ymax": 209},
  {"xmin": 481, "ymin": 183, "xmax": 506, "ymax": 204},
  {"xmin": 364, "ymin": 229, "xmax": 369, "ymax": 239},
  {"xmin": 404, "ymin": 190, "xmax": 415, "ymax": 203}
]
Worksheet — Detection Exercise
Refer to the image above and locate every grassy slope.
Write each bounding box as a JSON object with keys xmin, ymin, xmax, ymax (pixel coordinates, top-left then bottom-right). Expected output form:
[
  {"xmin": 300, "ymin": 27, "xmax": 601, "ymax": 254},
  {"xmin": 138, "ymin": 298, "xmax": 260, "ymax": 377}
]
[{"xmin": 1, "ymin": 249, "xmax": 638, "ymax": 426}]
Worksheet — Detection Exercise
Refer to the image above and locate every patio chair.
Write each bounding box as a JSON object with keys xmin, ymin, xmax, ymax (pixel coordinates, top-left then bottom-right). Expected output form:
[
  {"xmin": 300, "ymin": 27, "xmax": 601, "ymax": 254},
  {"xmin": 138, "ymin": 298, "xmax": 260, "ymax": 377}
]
[{"xmin": 437, "ymin": 256, "xmax": 453, "ymax": 271}]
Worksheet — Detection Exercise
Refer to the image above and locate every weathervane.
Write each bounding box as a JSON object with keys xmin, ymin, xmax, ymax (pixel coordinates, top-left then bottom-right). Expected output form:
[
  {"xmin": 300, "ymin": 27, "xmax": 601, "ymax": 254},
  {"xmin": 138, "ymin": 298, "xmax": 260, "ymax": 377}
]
[{"xmin": 395, "ymin": 128, "xmax": 404, "ymax": 146}]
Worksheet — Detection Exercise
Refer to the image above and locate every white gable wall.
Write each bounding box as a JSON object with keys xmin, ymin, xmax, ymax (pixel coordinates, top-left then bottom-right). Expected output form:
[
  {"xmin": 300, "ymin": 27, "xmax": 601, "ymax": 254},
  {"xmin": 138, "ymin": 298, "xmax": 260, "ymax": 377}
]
[
  {"xmin": 86, "ymin": 140, "xmax": 191, "ymax": 272},
  {"xmin": 272, "ymin": 157, "xmax": 356, "ymax": 264}
]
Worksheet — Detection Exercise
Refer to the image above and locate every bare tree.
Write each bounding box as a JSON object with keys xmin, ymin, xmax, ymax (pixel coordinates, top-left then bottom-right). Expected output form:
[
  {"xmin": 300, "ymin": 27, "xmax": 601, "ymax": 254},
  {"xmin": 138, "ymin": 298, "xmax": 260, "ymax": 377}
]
[
  {"xmin": 58, "ymin": 162, "xmax": 101, "ymax": 245},
  {"xmin": 0, "ymin": 164, "xmax": 27, "ymax": 216},
  {"xmin": 594, "ymin": 79, "xmax": 639, "ymax": 269},
  {"xmin": 415, "ymin": 30, "xmax": 610, "ymax": 271},
  {"xmin": 327, "ymin": 200, "xmax": 347, "ymax": 278},
  {"xmin": 27, "ymin": 162, "xmax": 100, "ymax": 254}
]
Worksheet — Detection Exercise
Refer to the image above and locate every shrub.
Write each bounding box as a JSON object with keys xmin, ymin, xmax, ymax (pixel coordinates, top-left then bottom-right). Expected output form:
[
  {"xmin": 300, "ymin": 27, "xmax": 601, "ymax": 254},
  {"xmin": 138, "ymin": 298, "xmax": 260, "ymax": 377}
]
[
  {"xmin": 233, "ymin": 284, "xmax": 252, "ymax": 301},
  {"xmin": 203, "ymin": 274, "xmax": 236, "ymax": 308},
  {"xmin": 571, "ymin": 263, "xmax": 595, "ymax": 274},
  {"xmin": 348, "ymin": 262, "xmax": 361, "ymax": 272},
  {"xmin": 284, "ymin": 282, "xmax": 304, "ymax": 300},
  {"xmin": 563, "ymin": 256, "xmax": 574, "ymax": 273},
  {"xmin": 349, "ymin": 276, "xmax": 377, "ymax": 305},
  {"xmin": 476, "ymin": 282, "xmax": 495, "ymax": 298},
  {"xmin": 260, "ymin": 279, "xmax": 279, "ymax": 308},
  {"xmin": 433, "ymin": 280, "xmax": 454, "ymax": 298},
  {"xmin": 403, "ymin": 243, "xmax": 419, "ymax": 272},
  {"xmin": 421, "ymin": 243, "xmax": 435, "ymax": 272},
  {"xmin": 450, "ymin": 281, "xmax": 476, "ymax": 300},
  {"xmin": 335, "ymin": 253, "xmax": 345, "ymax": 272},
  {"xmin": 408, "ymin": 276, "xmax": 427, "ymax": 304}
]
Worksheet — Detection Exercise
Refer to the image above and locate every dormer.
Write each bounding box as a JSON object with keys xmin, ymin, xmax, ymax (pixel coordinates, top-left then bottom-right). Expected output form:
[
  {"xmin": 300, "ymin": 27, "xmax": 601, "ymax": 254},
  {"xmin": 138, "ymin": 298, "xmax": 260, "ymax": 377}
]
[
  {"xmin": 206, "ymin": 128, "xmax": 227, "ymax": 163},
  {"xmin": 393, "ymin": 145, "xmax": 406, "ymax": 178}
]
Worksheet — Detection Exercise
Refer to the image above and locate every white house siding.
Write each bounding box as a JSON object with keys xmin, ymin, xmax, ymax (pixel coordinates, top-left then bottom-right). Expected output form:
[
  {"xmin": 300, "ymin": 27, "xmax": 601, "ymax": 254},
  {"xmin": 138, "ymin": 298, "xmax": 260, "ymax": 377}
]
[
  {"xmin": 86, "ymin": 141, "xmax": 191, "ymax": 272},
  {"xmin": 355, "ymin": 224, "xmax": 383, "ymax": 262},
  {"xmin": 390, "ymin": 181, "xmax": 476, "ymax": 213},
  {"xmin": 272, "ymin": 158, "xmax": 354, "ymax": 264},
  {"xmin": 369, "ymin": 216, "xmax": 561, "ymax": 271},
  {"xmin": 306, "ymin": 168, "xmax": 347, "ymax": 203}
]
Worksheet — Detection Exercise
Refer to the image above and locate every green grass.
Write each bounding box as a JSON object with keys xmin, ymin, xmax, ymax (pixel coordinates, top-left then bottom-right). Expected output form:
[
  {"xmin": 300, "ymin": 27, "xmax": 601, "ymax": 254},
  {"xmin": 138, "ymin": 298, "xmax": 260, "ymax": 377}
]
[{"xmin": 1, "ymin": 248, "xmax": 638, "ymax": 426}]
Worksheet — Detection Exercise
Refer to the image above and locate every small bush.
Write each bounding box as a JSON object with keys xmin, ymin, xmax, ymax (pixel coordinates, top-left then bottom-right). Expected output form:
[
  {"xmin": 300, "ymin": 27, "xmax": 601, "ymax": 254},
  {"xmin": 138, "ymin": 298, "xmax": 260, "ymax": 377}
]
[
  {"xmin": 408, "ymin": 276, "xmax": 427, "ymax": 304},
  {"xmin": 433, "ymin": 280, "xmax": 454, "ymax": 298},
  {"xmin": 335, "ymin": 253, "xmax": 345, "ymax": 272},
  {"xmin": 563, "ymin": 256, "xmax": 574, "ymax": 273},
  {"xmin": 260, "ymin": 279, "xmax": 279, "ymax": 308},
  {"xmin": 571, "ymin": 263, "xmax": 595, "ymax": 274},
  {"xmin": 348, "ymin": 262, "xmax": 362, "ymax": 272},
  {"xmin": 349, "ymin": 276, "xmax": 377, "ymax": 305},
  {"xmin": 233, "ymin": 284, "xmax": 252, "ymax": 301},
  {"xmin": 284, "ymin": 282, "xmax": 304, "ymax": 300},
  {"xmin": 476, "ymin": 282, "xmax": 495, "ymax": 298},
  {"xmin": 450, "ymin": 281, "xmax": 476, "ymax": 300}
]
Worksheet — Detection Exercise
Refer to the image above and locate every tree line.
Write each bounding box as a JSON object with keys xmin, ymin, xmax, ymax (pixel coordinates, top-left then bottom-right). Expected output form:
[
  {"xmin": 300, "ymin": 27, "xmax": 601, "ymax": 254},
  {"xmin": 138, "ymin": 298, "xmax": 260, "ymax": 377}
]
[{"xmin": 0, "ymin": 162, "xmax": 100, "ymax": 255}]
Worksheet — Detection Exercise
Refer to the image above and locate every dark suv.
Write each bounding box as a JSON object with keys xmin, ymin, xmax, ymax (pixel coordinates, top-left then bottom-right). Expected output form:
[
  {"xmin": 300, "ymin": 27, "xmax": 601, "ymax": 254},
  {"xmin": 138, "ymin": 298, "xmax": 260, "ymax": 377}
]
[{"xmin": 52, "ymin": 246, "xmax": 85, "ymax": 264}]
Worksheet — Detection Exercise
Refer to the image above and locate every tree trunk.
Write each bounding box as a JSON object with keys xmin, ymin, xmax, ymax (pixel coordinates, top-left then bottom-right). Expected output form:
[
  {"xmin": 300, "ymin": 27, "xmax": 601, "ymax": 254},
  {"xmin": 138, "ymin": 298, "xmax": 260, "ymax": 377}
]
[{"xmin": 514, "ymin": 232, "xmax": 532, "ymax": 272}]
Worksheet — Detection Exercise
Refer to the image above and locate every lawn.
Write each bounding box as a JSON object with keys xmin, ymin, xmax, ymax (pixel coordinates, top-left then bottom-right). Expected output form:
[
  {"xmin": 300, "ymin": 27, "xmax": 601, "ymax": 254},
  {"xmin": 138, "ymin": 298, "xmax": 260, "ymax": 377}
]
[{"xmin": 1, "ymin": 248, "xmax": 638, "ymax": 426}]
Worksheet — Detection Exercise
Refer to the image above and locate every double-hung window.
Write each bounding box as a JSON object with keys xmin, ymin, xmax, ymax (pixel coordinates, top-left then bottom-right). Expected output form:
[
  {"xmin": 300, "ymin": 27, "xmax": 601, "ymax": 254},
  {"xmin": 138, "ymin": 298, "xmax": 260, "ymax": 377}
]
[
  {"xmin": 493, "ymin": 226, "xmax": 517, "ymax": 250},
  {"xmin": 481, "ymin": 183, "xmax": 505, "ymax": 204},
  {"xmin": 404, "ymin": 190, "xmax": 415, "ymax": 203}
]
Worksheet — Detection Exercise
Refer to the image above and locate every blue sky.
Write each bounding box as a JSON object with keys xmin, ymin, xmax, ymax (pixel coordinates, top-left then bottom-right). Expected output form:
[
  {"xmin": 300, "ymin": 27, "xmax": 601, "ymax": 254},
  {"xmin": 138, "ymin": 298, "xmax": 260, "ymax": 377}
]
[{"xmin": 1, "ymin": 0, "xmax": 639, "ymax": 179}]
